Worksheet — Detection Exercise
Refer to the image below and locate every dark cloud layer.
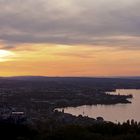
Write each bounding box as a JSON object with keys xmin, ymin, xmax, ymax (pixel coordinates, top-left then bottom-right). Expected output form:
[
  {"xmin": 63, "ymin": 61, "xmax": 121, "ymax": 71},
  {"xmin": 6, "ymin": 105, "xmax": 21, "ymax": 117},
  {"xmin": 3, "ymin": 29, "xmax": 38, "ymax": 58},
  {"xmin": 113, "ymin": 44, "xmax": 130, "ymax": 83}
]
[{"xmin": 0, "ymin": 0, "xmax": 140, "ymax": 49}]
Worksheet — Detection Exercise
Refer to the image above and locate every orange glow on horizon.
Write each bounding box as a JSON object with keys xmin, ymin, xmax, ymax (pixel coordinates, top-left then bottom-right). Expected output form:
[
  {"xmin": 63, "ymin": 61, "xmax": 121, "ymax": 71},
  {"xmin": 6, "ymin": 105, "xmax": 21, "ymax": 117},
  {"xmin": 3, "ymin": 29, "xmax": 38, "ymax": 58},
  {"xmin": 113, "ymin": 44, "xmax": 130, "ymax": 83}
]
[{"xmin": 0, "ymin": 43, "xmax": 140, "ymax": 77}]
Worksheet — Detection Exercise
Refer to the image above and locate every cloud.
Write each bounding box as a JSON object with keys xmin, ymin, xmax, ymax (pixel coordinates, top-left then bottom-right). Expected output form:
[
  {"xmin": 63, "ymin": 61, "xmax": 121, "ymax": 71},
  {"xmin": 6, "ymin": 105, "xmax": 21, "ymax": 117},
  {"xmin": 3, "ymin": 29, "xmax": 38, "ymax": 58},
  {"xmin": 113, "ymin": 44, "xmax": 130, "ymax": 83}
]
[{"xmin": 0, "ymin": 0, "xmax": 140, "ymax": 49}]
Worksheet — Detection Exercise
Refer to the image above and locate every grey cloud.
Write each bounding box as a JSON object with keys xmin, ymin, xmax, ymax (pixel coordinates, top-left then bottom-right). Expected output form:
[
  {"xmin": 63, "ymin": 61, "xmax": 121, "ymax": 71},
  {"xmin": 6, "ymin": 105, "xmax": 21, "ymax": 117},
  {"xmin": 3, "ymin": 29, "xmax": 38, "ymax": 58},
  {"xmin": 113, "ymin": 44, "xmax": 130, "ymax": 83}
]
[
  {"xmin": 0, "ymin": 0, "xmax": 140, "ymax": 49},
  {"xmin": 0, "ymin": 45, "xmax": 15, "ymax": 50}
]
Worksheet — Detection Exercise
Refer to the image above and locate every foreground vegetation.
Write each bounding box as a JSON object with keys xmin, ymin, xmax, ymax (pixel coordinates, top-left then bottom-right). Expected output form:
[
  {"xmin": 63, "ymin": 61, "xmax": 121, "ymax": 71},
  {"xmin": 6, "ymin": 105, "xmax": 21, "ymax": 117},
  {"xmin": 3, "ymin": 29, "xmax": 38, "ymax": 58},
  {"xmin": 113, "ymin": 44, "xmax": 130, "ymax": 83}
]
[
  {"xmin": 0, "ymin": 77, "xmax": 140, "ymax": 139},
  {"xmin": 1, "ymin": 120, "xmax": 140, "ymax": 140}
]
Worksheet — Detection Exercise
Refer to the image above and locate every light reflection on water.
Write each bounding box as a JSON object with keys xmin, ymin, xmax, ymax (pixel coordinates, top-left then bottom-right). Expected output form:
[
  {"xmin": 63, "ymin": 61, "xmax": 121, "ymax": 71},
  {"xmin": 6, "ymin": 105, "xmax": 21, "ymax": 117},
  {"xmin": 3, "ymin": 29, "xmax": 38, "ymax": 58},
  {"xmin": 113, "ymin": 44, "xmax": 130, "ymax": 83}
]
[{"xmin": 57, "ymin": 89, "xmax": 140, "ymax": 123}]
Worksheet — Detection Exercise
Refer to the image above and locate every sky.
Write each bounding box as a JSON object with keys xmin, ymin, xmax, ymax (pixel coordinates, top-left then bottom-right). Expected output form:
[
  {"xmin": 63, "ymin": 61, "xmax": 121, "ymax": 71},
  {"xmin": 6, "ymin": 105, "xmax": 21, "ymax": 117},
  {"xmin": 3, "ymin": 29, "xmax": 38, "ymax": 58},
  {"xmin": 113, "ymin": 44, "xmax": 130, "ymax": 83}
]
[{"xmin": 0, "ymin": 0, "xmax": 140, "ymax": 77}]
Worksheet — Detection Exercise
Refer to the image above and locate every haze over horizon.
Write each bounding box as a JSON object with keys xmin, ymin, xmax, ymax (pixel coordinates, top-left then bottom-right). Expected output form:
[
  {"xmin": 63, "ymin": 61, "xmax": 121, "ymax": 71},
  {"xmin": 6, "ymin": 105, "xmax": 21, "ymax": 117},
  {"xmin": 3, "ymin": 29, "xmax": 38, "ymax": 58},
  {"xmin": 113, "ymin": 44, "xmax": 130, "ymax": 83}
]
[{"xmin": 0, "ymin": 0, "xmax": 140, "ymax": 76}]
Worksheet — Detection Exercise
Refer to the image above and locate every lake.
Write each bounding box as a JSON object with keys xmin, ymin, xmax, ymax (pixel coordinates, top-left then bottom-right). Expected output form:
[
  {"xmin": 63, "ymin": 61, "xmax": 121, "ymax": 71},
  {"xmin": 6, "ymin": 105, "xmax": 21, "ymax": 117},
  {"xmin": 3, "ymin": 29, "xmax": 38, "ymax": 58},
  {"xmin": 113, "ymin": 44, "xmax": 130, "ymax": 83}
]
[{"xmin": 57, "ymin": 89, "xmax": 140, "ymax": 123}]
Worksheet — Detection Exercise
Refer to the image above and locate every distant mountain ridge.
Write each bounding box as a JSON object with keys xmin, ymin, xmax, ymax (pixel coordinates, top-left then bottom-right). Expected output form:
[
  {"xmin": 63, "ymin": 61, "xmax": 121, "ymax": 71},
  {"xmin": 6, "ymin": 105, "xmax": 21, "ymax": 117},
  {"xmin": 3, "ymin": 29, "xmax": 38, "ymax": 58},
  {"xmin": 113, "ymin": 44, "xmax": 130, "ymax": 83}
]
[
  {"xmin": 0, "ymin": 76, "xmax": 140, "ymax": 81},
  {"xmin": 0, "ymin": 76, "xmax": 48, "ymax": 81}
]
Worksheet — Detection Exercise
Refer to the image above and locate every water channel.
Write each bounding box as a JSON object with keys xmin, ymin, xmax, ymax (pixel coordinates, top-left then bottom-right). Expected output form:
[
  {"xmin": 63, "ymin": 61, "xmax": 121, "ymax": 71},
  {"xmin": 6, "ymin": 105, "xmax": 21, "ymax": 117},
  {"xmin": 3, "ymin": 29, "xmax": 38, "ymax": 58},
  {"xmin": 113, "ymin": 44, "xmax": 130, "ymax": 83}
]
[{"xmin": 57, "ymin": 89, "xmax": 140, "ymax": 123}]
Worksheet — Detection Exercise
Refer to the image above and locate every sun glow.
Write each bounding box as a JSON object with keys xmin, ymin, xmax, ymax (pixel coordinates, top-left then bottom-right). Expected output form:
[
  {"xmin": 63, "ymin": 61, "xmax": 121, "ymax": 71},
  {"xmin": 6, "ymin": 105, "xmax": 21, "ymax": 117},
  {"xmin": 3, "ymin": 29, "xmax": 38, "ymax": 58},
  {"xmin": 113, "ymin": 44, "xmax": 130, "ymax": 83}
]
[{"xmin": 0, "ymin": 50, "xmax": 14, "ymax": 62}]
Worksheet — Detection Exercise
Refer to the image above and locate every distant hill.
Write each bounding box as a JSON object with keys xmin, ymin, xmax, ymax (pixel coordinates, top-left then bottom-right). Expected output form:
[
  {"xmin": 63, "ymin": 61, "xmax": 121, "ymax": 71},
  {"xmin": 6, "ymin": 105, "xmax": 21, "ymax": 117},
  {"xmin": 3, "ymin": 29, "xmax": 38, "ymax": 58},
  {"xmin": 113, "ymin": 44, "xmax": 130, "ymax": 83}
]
[
  {"xmin": 0, "ymin": 76, "xmax": 140, "ymax": 81},
  {"xmin": 0, "ymin": 76, "xmax": 48, "ymax": 81},
  {"xmin": 109, "ymin": 76, "xmax": 140, "ymax": 80}
]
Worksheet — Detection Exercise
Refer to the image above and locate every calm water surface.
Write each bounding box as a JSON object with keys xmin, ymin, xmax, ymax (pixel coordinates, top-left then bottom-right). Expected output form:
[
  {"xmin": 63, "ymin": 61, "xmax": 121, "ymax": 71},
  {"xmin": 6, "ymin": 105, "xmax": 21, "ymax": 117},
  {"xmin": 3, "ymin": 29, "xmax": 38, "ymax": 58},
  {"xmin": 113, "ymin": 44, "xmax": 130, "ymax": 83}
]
[{"xmin": 57, "ymin": 89, "xmax": 140, "ymax": 123}]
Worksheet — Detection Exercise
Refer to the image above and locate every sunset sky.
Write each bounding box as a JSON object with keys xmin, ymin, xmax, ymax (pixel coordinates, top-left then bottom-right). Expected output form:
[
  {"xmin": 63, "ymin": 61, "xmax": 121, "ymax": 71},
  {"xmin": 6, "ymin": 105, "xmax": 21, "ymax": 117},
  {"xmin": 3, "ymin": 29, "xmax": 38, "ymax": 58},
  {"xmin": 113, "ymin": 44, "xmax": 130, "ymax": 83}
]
[{"xmin": 0, "ymin": 0, "xmax": 140, "ymax": 76}]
